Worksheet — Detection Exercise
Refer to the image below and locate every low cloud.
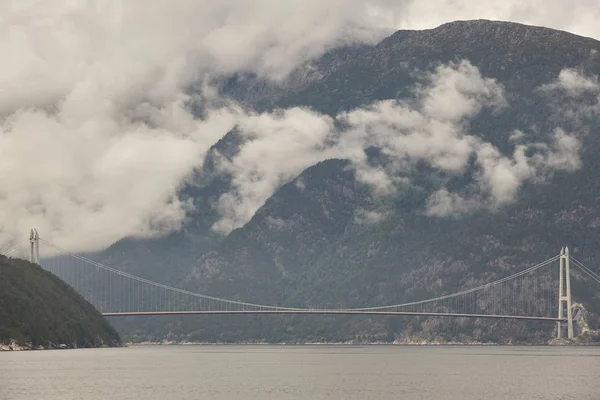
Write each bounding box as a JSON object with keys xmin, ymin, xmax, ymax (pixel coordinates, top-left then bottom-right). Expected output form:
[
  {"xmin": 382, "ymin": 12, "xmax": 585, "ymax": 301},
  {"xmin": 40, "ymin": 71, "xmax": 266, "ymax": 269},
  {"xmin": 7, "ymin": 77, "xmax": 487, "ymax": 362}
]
[
  {"xmin": 540, "ymin": 68, "xmax": 600, "ymax": 96},
  {"xmin": 540, "ymin": 68, "xmax": 600, "ymax": 124},
  {"xmin": 212, "ymin": 59, "xmax": 503, "ymax": 231},
  {"xmin": 212, "ymin": 108, "xmax": 338, "ymax": 234},
  {"xmin": 426, "ymin": 128, "xmax": 581, "ymax": 217},
  {"xmin": 0, "ymin": 102, "xmax": 241, "ymax": 252},
  {"xmin": 0, "ymin": 0, "xmax": 395, "ymax": 252},
  {"xmin": 335, "ymin": 61, "xmax": 507, "ymax": 199},
  {"xmin": 425, "ymin": 189, "xmax": 480, "ymax": 217},
  {"xmin": 338, "ymin": 63, "xmax": 582, "ymax": 218},
  {"xmin": 210, "ymin": 60, "xmax": 583, "ymax": 231},
  {"xmin": 424, "ymin": 66, "xmax": 596, "ymax": 217},
  {"xmin": 354, "ymin": 209, "xmax": 387, "ymax": 225}
]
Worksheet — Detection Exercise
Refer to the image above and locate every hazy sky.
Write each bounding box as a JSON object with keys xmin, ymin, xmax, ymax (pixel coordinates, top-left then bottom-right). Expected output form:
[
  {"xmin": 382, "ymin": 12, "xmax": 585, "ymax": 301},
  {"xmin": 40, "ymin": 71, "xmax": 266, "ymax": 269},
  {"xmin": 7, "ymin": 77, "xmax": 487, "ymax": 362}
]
[{"xmin": 0, "ymin": 0, "xmax": 598, "ymax": 253}]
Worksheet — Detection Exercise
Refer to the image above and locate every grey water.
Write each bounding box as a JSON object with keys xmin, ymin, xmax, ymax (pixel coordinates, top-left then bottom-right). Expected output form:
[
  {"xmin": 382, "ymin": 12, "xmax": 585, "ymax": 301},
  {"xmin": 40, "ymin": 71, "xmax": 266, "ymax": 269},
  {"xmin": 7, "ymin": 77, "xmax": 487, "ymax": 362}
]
[{"xmin": 1, "ymin": 345, "xmax": 599, "ymax": 399}]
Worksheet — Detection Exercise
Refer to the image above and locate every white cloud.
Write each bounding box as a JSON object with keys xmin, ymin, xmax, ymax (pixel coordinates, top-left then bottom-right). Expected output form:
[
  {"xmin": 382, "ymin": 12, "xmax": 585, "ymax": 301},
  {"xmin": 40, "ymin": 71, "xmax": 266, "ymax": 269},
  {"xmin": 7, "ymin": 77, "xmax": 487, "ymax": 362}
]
[
  {"xmin": 425, "ymin": 127, "xmax": 582, "ymax": 217},
  {"xmin": 0, "ymin": 0, "xmax": 407, "ymax": 252},
  {"xmin": 418, "ymin": 60, "xmax": 507, "ymax": 122},
  {"xmin": 210, "ymin": 61, "xmax": 583, "ymax": 229},
  {"xmin": 337, "ymin": 61, "xmax": 506, "ymax": 183},
  {"xmin": 212, "ymin": 58, "xmax": 507, "ymax": 231},
  {"xmin": 425, "ymin": 189, "xmax": 480, "ymax": 217},
  {"xmin": 0, "ymin": 102, "xmax": 241, "ymax": 252},
  {"xmin": 354, "ymin": 209, "xmax": 387, "ymax": 225},
  {"xmin": 539, "ymin": 68, "xmax": 600, "ymax": 123},
  {"xmin": 540, "ymin": 69, "xmax": 600, "ymax": 96},
  {"xmin": 509, "ymin": 130, "xmax": 526, "ymax": 142},
  {"xmin": 0, "ymin": 0, "xmax": 395, "ymax": 251},
  {"xmin": 212, "ymin": 107, "xmax": 337, "ymax": 234},
  {"xmin": 336, "ymin": 63, "xmax": 582, "ymax": 218}
]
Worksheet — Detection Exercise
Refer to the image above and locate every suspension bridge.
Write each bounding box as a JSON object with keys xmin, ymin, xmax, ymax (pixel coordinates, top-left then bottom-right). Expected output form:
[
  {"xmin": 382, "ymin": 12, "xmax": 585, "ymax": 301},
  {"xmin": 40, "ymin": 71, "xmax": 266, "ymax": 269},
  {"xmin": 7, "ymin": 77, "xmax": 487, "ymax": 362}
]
[{"xmin": 2, "ymin": 229, "xmax": 600, "ymax": 339}]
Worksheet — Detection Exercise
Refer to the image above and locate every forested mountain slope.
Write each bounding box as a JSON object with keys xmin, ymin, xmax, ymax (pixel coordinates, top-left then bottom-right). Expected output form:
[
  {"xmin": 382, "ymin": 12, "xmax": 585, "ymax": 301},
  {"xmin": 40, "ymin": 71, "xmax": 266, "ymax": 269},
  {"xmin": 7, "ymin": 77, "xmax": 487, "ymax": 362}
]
[{"xmin": 0, "ymin": 256, "xmax": 121, "ymax": 350}]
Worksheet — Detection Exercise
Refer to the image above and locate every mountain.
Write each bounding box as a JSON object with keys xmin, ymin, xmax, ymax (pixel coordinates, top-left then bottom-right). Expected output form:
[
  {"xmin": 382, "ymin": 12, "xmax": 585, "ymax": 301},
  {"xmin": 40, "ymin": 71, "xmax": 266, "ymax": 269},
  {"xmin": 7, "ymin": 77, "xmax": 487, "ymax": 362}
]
[
  {"xmin": 95, "ymin": 43, "xmax": 376, "ymax": 284},
  {"xmin": 278, "ymin": 19, "xmax": 600, "ymax": 117},
  {"xmin": 0, "ymin": 255, "xmax": 121, "ymax": 350},
  {"xmin": 104, "ymin": 20, "xmax": 600, "ymax": 344},
  {"xmin": 213, "ymin": 43, "xmax": 375, "ymax": 110}
]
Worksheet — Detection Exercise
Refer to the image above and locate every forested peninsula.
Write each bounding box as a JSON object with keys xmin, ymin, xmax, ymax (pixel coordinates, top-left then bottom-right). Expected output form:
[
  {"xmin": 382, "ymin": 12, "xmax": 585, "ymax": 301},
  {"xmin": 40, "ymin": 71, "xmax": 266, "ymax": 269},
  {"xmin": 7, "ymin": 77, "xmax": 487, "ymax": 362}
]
[{"xmin": 0, "ymin": 255, "xmax": 120, "ymax": 350}]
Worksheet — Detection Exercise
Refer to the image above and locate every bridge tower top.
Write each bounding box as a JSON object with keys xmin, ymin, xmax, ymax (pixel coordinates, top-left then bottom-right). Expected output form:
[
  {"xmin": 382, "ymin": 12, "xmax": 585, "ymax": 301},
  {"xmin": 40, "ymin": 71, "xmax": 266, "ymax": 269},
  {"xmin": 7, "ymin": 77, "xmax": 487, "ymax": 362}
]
[{"xmin": 29, "ymin": 229, "xmax": 39, "ymax": 264}]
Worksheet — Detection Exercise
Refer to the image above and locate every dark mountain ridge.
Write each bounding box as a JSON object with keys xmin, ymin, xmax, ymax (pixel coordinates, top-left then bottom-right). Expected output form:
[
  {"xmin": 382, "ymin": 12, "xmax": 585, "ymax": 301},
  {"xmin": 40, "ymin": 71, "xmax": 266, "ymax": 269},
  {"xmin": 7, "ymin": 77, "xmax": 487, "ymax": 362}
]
[
  {"xmin": 103, "ymin": 20, "xmax": 600, "ymax": 344},
  {"xmin": 280, "ymin": 19, "xmax": 600, "ymax": 115}
]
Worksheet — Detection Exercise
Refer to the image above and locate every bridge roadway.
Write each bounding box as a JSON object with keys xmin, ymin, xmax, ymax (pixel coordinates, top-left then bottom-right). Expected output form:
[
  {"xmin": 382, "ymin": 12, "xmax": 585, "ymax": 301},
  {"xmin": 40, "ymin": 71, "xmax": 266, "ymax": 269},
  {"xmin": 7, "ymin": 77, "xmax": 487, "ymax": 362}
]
[{"xmin": 102, "ymin": 310, "xmax": 565, "ymax": 322}]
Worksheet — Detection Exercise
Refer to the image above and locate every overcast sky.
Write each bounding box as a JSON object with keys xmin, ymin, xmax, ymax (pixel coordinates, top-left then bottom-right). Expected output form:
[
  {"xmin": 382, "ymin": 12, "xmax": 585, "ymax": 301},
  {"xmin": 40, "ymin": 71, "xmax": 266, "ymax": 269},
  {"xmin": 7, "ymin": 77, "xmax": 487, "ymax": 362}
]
[{"xmin": 1, "ymin": 0, "xmax": 598, "ymax": 253}]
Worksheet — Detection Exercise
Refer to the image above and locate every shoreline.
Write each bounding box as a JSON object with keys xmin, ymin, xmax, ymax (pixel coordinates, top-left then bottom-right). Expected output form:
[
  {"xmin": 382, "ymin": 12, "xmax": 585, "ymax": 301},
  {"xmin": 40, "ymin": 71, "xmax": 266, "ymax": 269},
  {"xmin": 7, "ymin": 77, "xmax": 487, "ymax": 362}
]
[
  {"xmin": 124, "ymin": 339, "xmax": 599, "ymax": 347},
  {"xmin": 0, "ymin": 340, "xmax": 122, "ymax": 351},
  {"xmin": 4, "ymin": 337, "xmax": 599, "ymax": 351},
  {"xmin": 4, "ymin": 341, "xmax": 599, "ymax": 350}
]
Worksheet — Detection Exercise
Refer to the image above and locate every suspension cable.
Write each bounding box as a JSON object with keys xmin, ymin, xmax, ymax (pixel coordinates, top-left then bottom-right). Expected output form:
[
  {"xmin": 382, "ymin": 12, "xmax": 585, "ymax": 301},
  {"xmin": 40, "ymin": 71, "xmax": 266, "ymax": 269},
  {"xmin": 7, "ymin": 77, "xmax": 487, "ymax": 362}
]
[
  {"xmin": 1, "ymin": 240, "xmax": 29, "ymax": 256},
  {"xmin": 570, "ymin": 257, "xmax": 600, "ymax": 285},
  {"xmin": 41, "ymin": 237, "xmax": 559, "ymax": 313},
  {"xmin": 342, "ymin": 255, "xmax": 559, "ymax": 311},
  {"xmin": 40, "ymin": 239, "xmax": 303, "ymax": 311}
]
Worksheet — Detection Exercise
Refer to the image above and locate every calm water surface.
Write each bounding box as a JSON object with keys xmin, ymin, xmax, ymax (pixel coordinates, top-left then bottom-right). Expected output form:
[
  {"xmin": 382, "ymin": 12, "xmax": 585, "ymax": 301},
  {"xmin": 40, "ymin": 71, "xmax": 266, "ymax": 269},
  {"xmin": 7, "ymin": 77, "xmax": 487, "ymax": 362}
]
[{"xmin": 1, "ymin": 345, "xmax": 599, "ymax": 399}]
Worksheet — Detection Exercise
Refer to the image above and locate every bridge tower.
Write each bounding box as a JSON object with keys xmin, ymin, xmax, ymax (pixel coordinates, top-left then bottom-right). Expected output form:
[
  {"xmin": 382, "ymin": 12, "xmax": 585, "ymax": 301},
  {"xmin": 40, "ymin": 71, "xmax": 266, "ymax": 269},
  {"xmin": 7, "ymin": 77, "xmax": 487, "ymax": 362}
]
[
  {"xmin": 28, "ymin": 229, "xmax": 39, "ymax": 264},
  {"xmin": 557, "ymin": 247, "xmax": 574, "ymax": 339}
]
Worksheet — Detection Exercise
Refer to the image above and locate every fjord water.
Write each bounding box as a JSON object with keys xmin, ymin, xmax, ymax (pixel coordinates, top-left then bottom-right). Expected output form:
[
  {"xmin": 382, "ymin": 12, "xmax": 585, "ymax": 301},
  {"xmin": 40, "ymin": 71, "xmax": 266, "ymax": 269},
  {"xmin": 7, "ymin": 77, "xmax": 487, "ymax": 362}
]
[{"xmin": 1, "ymin": 345, "xmax": 599, "ymax": 399}]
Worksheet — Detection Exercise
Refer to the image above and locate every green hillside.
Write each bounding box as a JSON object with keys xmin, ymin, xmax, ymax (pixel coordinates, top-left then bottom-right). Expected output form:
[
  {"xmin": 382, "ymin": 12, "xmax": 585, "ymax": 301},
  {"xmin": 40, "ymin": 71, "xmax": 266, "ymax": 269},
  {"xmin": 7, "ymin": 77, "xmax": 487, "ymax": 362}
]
[{"xmin": 0, "ymin": 255, "xmax": 121, "ymax": 350}]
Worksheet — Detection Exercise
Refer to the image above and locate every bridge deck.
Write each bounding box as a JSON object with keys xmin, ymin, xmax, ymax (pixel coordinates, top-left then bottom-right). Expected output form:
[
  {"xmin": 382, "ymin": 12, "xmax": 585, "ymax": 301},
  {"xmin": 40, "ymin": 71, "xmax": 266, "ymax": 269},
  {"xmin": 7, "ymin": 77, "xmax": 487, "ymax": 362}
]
[{"xmin": 102, "ymin": 310, "xmax": 564, "ymax": 322}]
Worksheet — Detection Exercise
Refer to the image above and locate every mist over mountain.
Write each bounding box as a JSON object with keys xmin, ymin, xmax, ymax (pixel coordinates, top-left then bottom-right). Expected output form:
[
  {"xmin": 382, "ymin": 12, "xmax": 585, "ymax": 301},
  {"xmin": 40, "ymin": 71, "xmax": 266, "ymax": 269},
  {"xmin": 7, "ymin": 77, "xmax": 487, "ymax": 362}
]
[
  {"xmin": 4, "ymin": 0, "xmax": 600, "ymax": 252},
  {"xmin": 96, "ymin": 20, "xmax": 600, "ymax": 343}
]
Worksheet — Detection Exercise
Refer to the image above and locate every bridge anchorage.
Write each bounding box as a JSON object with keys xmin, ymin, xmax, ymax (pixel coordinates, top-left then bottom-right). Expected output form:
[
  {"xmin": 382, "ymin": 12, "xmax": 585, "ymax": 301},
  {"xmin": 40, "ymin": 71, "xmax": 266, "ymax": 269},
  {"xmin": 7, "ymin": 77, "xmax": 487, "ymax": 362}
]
[{"xmin": 3, "ymin": 230, "xmax": 599, "ymax": 340}]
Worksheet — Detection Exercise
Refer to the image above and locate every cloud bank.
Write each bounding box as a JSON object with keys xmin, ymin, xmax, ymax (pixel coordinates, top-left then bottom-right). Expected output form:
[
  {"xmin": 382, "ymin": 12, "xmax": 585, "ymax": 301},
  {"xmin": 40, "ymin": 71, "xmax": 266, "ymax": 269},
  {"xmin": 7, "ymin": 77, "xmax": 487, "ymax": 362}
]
[
  {"xmin": 1, "ymin": 1, "xmax": 599, "ymax": 251},
  {"xmin": 211, "ymin": 61, "xmax": 585, "ymax": 230},
  {"xmin": 336, "ymin": 64, "xmax": 583, "ymax": 217},
  {"xmin": 212, "ymin": 108, "xmax": 338, "ymax": 234}
]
